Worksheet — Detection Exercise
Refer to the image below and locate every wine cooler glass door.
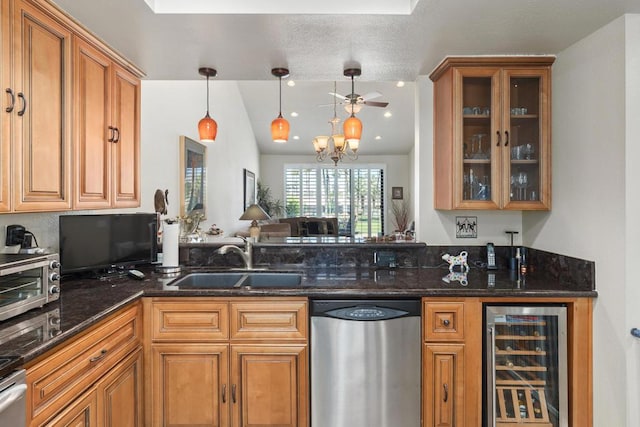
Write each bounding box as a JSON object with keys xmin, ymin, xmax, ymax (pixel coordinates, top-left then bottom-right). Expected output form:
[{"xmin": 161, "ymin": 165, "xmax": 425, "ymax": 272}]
[{"xmin": 485, "ymin": 305, "xmax": 568, "ymax": 427}]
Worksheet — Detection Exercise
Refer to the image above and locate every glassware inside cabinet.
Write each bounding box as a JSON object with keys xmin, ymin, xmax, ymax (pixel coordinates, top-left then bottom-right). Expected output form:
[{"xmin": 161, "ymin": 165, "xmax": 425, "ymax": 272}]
[
  {"xmin": 509, "ymin": 77, "xmax": 541, "ymax": 202},
  {"xmin": 462, "ymin": 76, "xmax": 493, "ymax": 201}
]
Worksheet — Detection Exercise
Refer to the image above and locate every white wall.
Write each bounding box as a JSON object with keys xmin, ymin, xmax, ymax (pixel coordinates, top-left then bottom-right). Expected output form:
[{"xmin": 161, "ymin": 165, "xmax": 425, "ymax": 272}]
[
  {"xmin": 0, "ymin": 80, "xmax": 260, "ymax": 250},
  {"xmin": 522, "ymin": 16, "xmax": 628, "ymax": 425},
  {"xmin": 260, "ymin": 154, "xmax": 412, "ymax": 234},
  {"xmin": 141, "ymin": 80, "xmax": 260, "ymax": 235},
  {"xmin": 415, "ymin": 76, "xmax": 524, "ymax": 246},
  {"xmin": 624, "ymin": 15, "xmax": 640, "ymax": 426}
]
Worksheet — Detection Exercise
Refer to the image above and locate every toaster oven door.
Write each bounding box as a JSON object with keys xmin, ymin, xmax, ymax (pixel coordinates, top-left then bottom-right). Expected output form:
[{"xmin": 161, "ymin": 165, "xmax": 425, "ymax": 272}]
[{"xmin": 0, "ymin": 260, "xmax": 49, "ymax": 321}]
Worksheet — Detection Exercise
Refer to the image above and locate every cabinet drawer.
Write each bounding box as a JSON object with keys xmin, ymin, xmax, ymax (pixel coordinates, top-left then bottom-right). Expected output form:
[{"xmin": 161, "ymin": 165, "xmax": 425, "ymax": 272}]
[
  {"xmin": 148, "ymin": 299, "xmax": 229, "ymax": 341},
  {"xmin": 230, "ymin": 299, "xmax": 307, "ymax": 341},
  {"xmin": 27, "ymin": 303, "xmax": 141, "ymax": 423},
  {"xmin": 424, "ymin": 302, "xmax": 465, "ymax": 341}
]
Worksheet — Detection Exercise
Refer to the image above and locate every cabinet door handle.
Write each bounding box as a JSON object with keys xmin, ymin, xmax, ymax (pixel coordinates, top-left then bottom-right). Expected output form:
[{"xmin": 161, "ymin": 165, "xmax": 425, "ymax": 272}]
[
  {"xmin": 504, "ymin": 130, "xmax": 509, "ymax": 146},
  {"xmin": 231, "ymin": 384, "xmax": 237, "ymax": 403},
  {"xmin": 443, "ymin": 383, "xmax": 449, "ymax": 402},
  {"xmin": 5, "ymin": 88, "xmax": 15, "ymax": 113},
  {"xmin": 496, "ymin": 131, "xmax": 501, "ymax": 147},
  {"xmin": 89, "ymin": 349, "xmax": 108, "ymax": 362},
  {"xmin": 222, "ymin": 384, "xmax": 227, "ymax": 403},
  {"xmin": 108, "ymin": 126, "xmax": 115, "ymax": 142},
  {"xmin": 17, "ymin": 92, "xmax": 26, "ymax": 116},
  {"xmin": 113, "ymin": 127, "xmax": 120, "ymax": 142}
]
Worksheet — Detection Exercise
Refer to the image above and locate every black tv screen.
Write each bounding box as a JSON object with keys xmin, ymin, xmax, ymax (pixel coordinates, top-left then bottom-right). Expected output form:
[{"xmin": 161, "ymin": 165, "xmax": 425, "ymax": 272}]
[{"xmin": 59, "ymin": 213, "xmax": 158, "ymax": 276}]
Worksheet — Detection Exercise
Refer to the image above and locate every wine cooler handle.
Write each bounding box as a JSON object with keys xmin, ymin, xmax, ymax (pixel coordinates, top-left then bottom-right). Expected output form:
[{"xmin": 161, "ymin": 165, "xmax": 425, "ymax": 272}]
[
  {"xmin": 443, "ymin": 383, "xmax": 448, "ymax": 402},
  {"xmin": 487, "ymin": 326, "xmax": 497, "ymax": 427},
  {"xmin": 631, "ymin": 328, "xmax": 640, "ymax": 338}
]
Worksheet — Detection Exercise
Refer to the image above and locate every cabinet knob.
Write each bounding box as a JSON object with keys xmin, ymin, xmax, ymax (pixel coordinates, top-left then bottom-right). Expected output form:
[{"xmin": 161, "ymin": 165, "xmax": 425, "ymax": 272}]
[{"xmin": 443, "ymin": 319, "xmax": 450, "ymax": 327}]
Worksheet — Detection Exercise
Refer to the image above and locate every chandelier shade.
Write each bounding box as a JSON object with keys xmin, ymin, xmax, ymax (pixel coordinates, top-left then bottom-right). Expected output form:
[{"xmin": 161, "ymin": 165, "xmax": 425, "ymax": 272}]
[
  {"xmin": 343, "ymin": 115, "xmax": 362, "ymax": 143},
  {"xmin": 271, "ymin": 67, "xmax": 290, "ymax": 143},
  {"xmin": 198, "ymin": 67, "xmax": 218, "ymax": 142}
]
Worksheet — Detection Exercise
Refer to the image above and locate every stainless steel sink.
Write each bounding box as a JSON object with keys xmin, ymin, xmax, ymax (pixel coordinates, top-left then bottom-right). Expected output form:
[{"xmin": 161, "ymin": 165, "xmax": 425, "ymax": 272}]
[
  {"xmin": 167, "ymin": 271, "xmax": 303, "ymax": 289},
  {"xmin": 238, "ymin": 272, "xmax": 303, "ymax": 288},
  {"xmin": 168, "ymin": 272, "xmax": 246, "ymax": 288}
]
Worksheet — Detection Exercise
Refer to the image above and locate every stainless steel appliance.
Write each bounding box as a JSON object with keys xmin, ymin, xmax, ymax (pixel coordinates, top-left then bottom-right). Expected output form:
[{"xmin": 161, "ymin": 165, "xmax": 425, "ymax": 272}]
[
  {"xmin": 0, "ymin": 253, "xmax": 61, "ymax": 321},
  {"xmin": 0, "ymin": 369, "xmax": 26, "ymax": 426},
  {"xmin": 485, "ymin": 305, "xmax": 568, "ymax": 427},
  {"xmin": 311, "ymin": 299, "xmax": 421, "ymax": 427}
]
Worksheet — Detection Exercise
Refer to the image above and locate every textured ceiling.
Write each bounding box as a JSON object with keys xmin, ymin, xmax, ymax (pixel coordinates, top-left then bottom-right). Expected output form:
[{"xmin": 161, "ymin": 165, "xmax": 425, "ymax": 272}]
[{"xmin": 51, "ymin": 0, "xmax": 640, "ymax": 155}]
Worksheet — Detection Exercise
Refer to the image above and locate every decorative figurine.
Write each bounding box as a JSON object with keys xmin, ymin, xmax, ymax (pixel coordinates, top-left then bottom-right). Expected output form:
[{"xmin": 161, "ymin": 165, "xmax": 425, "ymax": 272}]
[{"xmin": 442, "ymin": 251, "xmax": 469, "ymax": 273}]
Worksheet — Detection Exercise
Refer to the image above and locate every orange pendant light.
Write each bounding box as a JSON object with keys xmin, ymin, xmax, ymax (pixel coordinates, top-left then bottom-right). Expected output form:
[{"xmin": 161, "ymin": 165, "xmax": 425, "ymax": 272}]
[
  {"xmin": 271, "ymin": 68, "xmax": 290, "ymax": 143},
  {"xmin": 343, "ymin": 67, "xmax": 363, "ymax": 143},
  {"xmin": 198, "ymin": 67, "xmax": 218, "ymax": 142}
]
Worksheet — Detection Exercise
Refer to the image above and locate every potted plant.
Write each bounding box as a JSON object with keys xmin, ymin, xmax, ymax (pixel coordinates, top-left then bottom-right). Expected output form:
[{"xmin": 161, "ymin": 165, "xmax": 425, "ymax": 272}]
[{"xmin": 257, "ymin": 181, "xmax": 284, "ymax": 218}]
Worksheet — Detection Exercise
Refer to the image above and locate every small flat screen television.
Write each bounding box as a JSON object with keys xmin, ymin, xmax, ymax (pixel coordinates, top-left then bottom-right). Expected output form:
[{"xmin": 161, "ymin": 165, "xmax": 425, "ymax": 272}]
[{"xmin": 59, "ymin": 213, "xmax": 158, "ymax": 277}]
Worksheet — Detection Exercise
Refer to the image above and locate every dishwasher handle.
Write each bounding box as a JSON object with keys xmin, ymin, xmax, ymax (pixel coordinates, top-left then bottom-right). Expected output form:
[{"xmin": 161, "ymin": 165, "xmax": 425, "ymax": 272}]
[{"xmin": 324, "ymin": 305, "xmax": 411, "ymax": 321}]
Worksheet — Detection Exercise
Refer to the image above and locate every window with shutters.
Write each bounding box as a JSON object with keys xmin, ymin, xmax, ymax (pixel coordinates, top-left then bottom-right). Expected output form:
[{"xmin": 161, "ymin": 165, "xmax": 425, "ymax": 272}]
[{"xmin": 284, "ymin": 164, "xmax": 384, "ymax": 237}]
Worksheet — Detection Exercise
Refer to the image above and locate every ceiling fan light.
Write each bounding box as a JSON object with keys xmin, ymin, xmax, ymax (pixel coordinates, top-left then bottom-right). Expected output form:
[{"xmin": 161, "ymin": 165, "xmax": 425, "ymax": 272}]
[
  {"xmin": 344, "ymin": 103, "xmax": 362, "ymax": 114},
  {"xmin": 271, "ymin": 115, "xmax": 290, "ymax": 143},
  {"xmin": 343, "ymin": 115, "xmax": 362, "ymax": 142},
  {"xmin": 198, "ymin": 112, "xmax": 217, "ymax": 142}
]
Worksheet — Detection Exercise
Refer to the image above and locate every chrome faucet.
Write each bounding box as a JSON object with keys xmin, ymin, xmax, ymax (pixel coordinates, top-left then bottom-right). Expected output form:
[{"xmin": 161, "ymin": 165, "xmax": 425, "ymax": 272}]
[{"xmin": 218, "ymin": 238, "xmax": 253, "ymax": 270}]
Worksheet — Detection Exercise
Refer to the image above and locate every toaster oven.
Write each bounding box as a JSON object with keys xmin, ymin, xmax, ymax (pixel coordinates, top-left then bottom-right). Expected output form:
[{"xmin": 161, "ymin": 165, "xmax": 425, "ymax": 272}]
[{"xmin": 0, "ymin": 253, "xmax": 60, "ymax": 322}]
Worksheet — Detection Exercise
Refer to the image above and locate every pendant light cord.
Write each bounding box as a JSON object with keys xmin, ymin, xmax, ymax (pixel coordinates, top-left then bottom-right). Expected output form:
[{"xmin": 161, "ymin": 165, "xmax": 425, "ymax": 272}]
[
  {"xmin": 278, "ymin": 76, "xmax": 283, "ymax": 118},
  {"xmin": 206, "ymin": 75, "xmax": 210, "ymax": 115}
]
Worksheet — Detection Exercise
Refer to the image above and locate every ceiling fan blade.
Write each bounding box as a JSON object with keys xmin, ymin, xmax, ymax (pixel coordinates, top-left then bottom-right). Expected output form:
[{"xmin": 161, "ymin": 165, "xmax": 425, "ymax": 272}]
[
  {"xmin": 328, "ymin": 92, "xmax": 348, "ymax": 101},
  {"xmin": 361, "ymin": 91, "xmax": 382, "ymax": 101},
  {"xmin": 364, "ymin": 101, "xmax": 389, "ymax": 108}
]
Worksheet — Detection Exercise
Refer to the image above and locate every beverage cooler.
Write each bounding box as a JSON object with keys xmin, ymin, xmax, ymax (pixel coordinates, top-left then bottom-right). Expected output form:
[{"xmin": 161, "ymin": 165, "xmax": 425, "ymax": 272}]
[{"xmin": 485, "ymin": 305, "xmax": 568, "ymax": 427}]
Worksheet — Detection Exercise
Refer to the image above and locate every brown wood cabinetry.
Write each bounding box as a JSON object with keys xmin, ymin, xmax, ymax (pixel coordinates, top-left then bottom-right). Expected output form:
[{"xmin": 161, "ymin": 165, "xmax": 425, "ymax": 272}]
[
  {"xmin": 25, "ymin": 303, "xmax": 143, "ymax": 426},
  {"xmin": 2, "ymin": 0, "xmax": 72, "ymax": 212},
  {"xmin": 0, "ymin": 0, "xmax": 142, "ymax": 213},
  {"xmin": 422, "ymin": 298, "xmax": 483, "ymax": 427},
  {"xmin": 430, "ymin": 57, "xmax": 554, "ymax": 210},
  {"xmin": 73, "ymin": 37, "xmax": 140, "ymax": 209},
  {"xmin": 144, "ymin": 297, "xmax": 309, "ymax": 427}
]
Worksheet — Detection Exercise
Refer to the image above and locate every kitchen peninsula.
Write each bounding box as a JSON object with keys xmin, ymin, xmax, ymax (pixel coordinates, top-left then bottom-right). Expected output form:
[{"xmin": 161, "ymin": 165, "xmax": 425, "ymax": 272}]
[{"xmin": 0, "ymin": 241, "xmax": 595, "ymax": 426}]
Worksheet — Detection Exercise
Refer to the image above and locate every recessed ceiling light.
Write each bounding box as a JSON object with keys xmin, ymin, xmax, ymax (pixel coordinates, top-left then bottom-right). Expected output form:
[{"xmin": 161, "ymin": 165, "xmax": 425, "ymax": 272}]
[
  {"xmin": 396, "ymin": 81, "xmax": 405, "ymax": 88},
  {"xmin": 290, "ymin": 112, "xmax": 299, "ymax": 117},
  {"xmin": 375, "ymin": 135, "xmax": 382, "ymax": 140},
  {"xmin": 293, "ymin": 135, "xmax": 300, "ymax": 140},
  {"xmin": 384, "ymin": 111, "xmax": 392, "ymax": 118},
  {"xmin": 287, "ymin": 80, "xmax": 296, "ymax": 87}
]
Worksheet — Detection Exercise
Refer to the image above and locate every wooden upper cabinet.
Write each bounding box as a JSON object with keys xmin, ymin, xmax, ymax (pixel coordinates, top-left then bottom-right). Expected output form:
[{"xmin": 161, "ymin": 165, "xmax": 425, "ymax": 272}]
[
  {"xmin": 430, "ymin": 56, "xmax": 554, "ymax": 211},
  {"xmin": 111, "ymin": 64, "xmax": 140, "ymax": 207},
  {"xmin": 0, "ymin": 1, "xmax": 10, "ymax": 212},
  {"xmin": 73, "ymin": 37, "xmax": 140, "ymax": 209},
  {"xmin": 11, "ymin": 0, "xmax": 72, "ymax": 212}
]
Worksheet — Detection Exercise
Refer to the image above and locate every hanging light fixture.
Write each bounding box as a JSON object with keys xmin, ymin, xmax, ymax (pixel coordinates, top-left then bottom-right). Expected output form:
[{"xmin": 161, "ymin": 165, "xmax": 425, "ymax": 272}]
[
  {"xmin": 313, "ymin": 82, "xmax": 358, "ymax": 166},
  {"xmin": 271, "ymin": 67, "xmax": 290, "ymax": 143},
  {"xmin": 343, "ymin": 67, "xmax": 363, "ymax": 144},
  {"xmin": 198, "ymin": 67, "xmax": 218, "ymax": 142}
]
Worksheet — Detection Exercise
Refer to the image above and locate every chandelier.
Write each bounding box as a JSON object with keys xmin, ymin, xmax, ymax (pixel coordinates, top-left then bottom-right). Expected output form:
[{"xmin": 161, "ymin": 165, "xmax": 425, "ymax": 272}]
[{"xmin": 313, "ymin": 82, "xmax": 359, "ymax": 166}]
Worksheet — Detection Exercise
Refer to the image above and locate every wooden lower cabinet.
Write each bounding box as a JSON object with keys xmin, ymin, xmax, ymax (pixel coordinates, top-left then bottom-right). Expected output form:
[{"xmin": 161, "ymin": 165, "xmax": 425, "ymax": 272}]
[
  {"xmin": 43, "ymin": 389, "xmax": 98, "ymax": 427},
  {"xmin": 144, "ymin": 297, "xmax": 309, "ymax": 427},
  {"xmin": 231, "ymin": 345, "xmax": 307, "ymax": 427},
  {"xmin": 149, "ymin": 344, "xmax": 229, "ymax": 427},
  {"xmin": 423, "ymin": 344, "xmax": 465, "ymax": 427},
  {"xmin": 26, "ymin": 303, "xmax": 143, "ymax": 426}
]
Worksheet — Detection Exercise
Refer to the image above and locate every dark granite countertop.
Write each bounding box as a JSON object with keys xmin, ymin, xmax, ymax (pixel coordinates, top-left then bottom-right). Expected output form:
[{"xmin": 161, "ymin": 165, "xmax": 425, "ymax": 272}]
[{"xmin": 0, "ymin": 264, "xmax": 597, "ymax": 378}]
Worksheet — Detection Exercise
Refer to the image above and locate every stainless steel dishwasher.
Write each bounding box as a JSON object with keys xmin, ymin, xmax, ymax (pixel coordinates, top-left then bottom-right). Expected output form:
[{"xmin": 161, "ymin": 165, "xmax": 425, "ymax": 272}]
[
  {"xmin": 310, "ymin": 299, "xmax": 421, "ymax": 427},
  {"xmin": 0, "ymin": 369, "xmax": 26, "ymax": 426}
]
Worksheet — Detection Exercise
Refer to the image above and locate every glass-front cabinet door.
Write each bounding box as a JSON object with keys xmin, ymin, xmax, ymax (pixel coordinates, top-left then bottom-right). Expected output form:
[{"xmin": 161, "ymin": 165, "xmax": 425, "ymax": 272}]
[
  {"xmin": 501, "ymin": 69, "xmax": 551, "ymax": 209},
  {"xmin": 456, "ymin": 68, "xmax": 501, "ymax": 209},
  {"xmin": 431, "ymin": 57, "xmax": 554, "ymax": 211}
]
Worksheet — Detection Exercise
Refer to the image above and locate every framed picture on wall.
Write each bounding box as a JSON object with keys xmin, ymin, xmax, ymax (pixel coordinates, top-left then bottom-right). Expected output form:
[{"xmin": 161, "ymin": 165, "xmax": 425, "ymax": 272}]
[
  {"xmin": 244, "ymin": 169, "xmax": 256, "ymax": 211},
  {"xmin": 392, "ymin": 187, "xmax": 403, "ymax": 200}
]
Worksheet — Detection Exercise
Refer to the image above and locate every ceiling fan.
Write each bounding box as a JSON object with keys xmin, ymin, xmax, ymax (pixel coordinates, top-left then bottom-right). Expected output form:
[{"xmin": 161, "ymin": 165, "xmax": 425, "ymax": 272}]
[{"xmin": 320, "ymin": 68, "xmax": 389, "ymax": 113}]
